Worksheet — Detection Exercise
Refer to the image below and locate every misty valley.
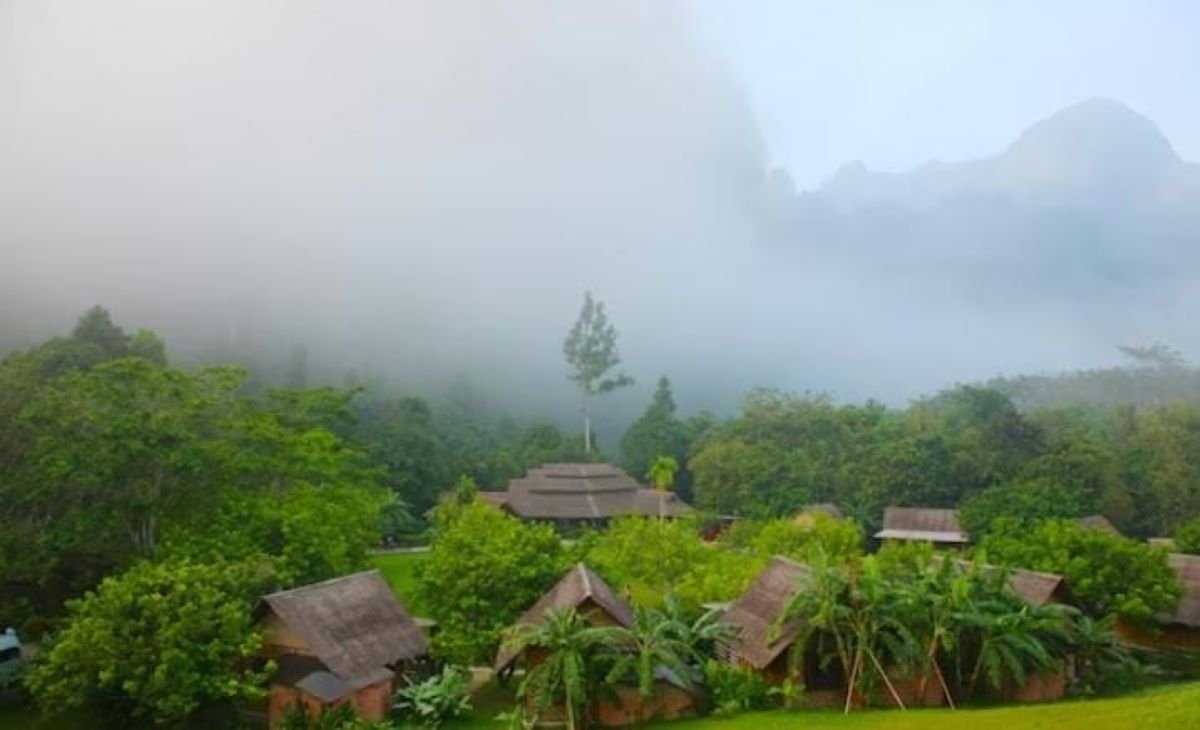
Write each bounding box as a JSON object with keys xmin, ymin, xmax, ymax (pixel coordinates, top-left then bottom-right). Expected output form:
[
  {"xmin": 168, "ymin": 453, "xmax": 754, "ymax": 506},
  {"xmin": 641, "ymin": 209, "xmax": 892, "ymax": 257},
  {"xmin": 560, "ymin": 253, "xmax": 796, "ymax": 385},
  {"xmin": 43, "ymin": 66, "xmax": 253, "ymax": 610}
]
[{"xmin": 3, "ymin": 2, "xmax": 1200, "ymax": 730}]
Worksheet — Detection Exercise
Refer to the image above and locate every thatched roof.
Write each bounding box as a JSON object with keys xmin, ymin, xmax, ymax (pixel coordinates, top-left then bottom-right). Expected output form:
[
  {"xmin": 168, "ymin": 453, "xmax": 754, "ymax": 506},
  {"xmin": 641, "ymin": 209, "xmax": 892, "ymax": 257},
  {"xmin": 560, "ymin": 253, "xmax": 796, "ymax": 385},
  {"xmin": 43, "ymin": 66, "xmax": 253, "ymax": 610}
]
[
  {"xmin": 874, "ymin": 507, "xmax": 968, "ymax": 544},
  {"xmin": 494, "ymin": 463, "xmax": 694, "ymax": 521},
  {"xmin": 1006, "ymin": 568, "xmax": 1069, "ymax": 607},
  {"xmin": 495, "ymin": 563, "xmax": 634, "ymax": 671},
  {"xmin": 261, "ymin": 570, "xmax": 428, "ymax": 679},
  {"xmin": 1163, "ymin": 553, "xmax": 1200, "ymax": 628},
  {"xmin": 949, "ymin": 559, "xmax": 1067, "ymax": 607},
  {"xmin": 1077, "ymin": 515, "xmax": 1122, "ymax": 536},
  {"xmin": 718, "ymin": 557, "xmax": 813, "ymax": 670}
]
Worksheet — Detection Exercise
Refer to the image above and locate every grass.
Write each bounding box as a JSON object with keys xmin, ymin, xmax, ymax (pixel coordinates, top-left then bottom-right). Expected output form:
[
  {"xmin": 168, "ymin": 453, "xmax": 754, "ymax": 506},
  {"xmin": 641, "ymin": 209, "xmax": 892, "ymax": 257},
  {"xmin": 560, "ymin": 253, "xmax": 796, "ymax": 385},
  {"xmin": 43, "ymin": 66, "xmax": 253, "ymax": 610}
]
[
  {"xmin": 436, "ymin": 682, "xmax": 1200, "ymax": 730},
  {"xmin": 4, "ymin": 683, "xmax": 1198, "ymax": 729},
  {"xmin": 369, "ymin": 550, "xmax": 429, "ymax": 616},
  {"xmin": 667, "ymin": 682, "xmax": 1200, "ymax": 729}
]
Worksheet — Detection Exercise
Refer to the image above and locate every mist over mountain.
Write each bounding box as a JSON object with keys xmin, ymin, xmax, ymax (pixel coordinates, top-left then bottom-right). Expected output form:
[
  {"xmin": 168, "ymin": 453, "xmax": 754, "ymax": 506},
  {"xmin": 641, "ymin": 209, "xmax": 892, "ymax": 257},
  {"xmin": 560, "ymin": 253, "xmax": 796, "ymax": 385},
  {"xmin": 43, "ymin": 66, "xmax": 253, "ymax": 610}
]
[{"xmin": 3, "ymin": 3, "xmax": 1200, "ymax": 440}]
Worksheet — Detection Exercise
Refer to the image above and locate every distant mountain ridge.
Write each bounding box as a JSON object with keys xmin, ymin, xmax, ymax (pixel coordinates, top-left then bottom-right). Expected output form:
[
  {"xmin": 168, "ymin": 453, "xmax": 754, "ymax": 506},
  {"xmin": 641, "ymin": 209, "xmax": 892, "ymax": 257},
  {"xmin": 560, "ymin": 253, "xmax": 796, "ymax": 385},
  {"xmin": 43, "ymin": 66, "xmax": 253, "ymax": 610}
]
[
  {"xmin": 818, "ymin": 99, "xmax": 1197, "ymax": 208},
  {"xmin": 774, "ymin": 99, "xmax": 1200, "ymax": 304}
]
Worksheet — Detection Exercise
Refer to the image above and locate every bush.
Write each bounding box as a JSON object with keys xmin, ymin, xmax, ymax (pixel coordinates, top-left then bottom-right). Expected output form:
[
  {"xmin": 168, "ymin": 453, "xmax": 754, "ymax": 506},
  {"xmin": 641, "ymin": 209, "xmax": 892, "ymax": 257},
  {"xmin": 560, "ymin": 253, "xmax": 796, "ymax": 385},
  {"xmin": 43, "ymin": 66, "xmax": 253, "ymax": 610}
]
[
  {"xmin": 745, "ymin": 514, "xmax": 863, "ymax": 564},
  {"xmin": 586, "ymin": 517, "xmax": 761, "ymax": 607},
  {"xmin": 280, "ymin": 704, "xmax": 397, "ymax": 730},
  {"xmin": 419, "ymin": 500, "xmax": 568, "ymax": 663},
  {"xmin": 701, "ymin": 660, "xmax": 778, "ymax": 715},
  {"xmin": 392, "ymin": 666, "xmax": 473, "ymax": 728},
  {"xmin": 26, "ymin": 559, "xmax": 272, "ymax": 724},
  {"xmin": 1175, "ymin": 517, "xmax": 1200, "ymax": 555},
  {"xmin": 979, "ymin": 518, "xmax": 1180, "ymax": 621}
]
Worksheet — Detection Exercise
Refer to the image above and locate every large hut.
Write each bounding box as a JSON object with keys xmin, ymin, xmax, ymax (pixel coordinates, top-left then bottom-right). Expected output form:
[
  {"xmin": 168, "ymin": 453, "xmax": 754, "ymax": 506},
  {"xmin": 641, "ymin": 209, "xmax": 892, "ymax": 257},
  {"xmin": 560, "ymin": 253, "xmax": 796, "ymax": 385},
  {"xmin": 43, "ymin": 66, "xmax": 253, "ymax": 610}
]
[
  {"xmin": 496, "ymin": 563, "xmax": 697, "ymax": 726},
  {"xmin": 258, "ymin": 570, "xmax": 429, "ymax": 726},
  {"xmin": 1117, "ymin": 552, "xmax": 1200, "ymax": 649},
  {"xmin": 873, "ymin": 507, "xmax": 968, "ymax": 548},
  {"xmin": 480, "ymin": 463, "xmax": 693, "ymax": 529}
]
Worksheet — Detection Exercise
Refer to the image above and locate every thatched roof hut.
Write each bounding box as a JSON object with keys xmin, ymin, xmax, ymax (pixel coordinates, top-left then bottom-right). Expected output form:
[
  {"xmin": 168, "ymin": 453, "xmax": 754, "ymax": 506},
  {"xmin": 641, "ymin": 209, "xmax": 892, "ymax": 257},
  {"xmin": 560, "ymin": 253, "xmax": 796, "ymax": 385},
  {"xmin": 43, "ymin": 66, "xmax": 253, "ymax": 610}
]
[
  {"xmin": 717, "ymin": 556, "xmax": 812, "ymax": 671},
  {"xmin": 481, "ymin": 463, "xmax": 693, "ymax": 523},
  {"xmin": 1163, "ymin": 553, "xmax": 1200, "ymax": 629},
  {"xmin": 495, "ymin": 563, "xmax": 634, "ymax": 672},
  {"xmin": 874, "ymin": 507, "xmax": 968, "ymax": 545},
  {"xmin": 259, "ymin": 570, "xmax": 429, "ymax": 725}
]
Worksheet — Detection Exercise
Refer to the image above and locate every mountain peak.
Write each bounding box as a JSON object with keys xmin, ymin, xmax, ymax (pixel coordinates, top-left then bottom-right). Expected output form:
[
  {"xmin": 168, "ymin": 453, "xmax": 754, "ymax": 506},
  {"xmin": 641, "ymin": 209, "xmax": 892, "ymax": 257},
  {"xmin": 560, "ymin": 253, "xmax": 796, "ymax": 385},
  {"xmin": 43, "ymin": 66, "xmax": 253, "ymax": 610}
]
[{"xmin": 1004, "ymin": 98, "xmax": 1179, "ymax": 173}]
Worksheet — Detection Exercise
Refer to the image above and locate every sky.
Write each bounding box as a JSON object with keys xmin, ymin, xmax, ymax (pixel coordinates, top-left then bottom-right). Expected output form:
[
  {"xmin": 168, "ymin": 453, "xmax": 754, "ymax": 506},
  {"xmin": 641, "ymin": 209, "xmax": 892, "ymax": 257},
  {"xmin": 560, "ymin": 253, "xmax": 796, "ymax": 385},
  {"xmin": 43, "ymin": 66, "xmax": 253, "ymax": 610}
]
[
  {"xmin": 684, "ymin": 1, "xmax": 1200, "ymax": 188},
  {"xmin": 2, "ymin": 1, "xmax": 1200, "ymax": 432}
]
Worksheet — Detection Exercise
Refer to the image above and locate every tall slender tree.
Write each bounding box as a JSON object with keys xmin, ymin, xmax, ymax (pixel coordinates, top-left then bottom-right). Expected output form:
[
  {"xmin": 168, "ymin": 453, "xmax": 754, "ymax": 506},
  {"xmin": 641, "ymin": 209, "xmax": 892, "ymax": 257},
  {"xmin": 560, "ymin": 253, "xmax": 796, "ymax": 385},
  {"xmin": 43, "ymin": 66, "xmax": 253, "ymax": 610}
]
[{"xmin": 563, "ymin": 292, "xmax": 632, "ymax": 453}]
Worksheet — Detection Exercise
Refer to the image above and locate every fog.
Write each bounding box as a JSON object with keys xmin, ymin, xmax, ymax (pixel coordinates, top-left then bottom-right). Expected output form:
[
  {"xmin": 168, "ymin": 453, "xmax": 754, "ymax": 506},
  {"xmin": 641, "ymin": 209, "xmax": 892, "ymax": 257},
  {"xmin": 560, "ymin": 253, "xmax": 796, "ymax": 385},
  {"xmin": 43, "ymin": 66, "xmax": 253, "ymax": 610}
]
[{"xmin": 3, "ymin": 1, "xmax": 1200, "ymax": 435}]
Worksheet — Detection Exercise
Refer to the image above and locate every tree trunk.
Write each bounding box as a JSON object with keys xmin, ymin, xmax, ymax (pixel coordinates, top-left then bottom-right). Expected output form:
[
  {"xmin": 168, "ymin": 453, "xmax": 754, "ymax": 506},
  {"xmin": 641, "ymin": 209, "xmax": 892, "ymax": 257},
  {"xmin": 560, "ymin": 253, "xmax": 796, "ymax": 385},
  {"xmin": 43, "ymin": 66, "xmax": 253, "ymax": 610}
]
[{"xmin": 582, "ymin": 394, "xmax": 592, "ymax": 453}]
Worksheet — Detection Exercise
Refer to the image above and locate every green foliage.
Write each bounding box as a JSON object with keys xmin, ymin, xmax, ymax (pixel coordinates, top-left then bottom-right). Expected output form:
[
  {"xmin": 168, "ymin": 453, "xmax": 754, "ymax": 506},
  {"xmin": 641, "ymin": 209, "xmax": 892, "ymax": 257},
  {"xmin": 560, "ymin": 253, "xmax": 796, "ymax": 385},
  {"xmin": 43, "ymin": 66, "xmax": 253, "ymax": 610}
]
[
  {"xmin": 280, "ymin": 703, "xmax": 397, "ymax": 730},
  {"xmin": 959, "ymin": 477, "xmax": 1093, "ymax": 537},
  {"xmin": 344, "ymin": 394, "xmax": 448, "ymax": 513},
  {"xmin": 620, "ymin": 377, "xmax": 691, "ymax": 494},
  {"xmin": 742, "ymin": 513, "xmax": 864, "ymax": 565},
  {"xmin": 1068, "ymin": 614, "xmax": 1139, "ymax": 695},
  {"xmin": 780, "ymin": 551, "xmax": 1078, "ymax": 707},
  {"xmin": 586, "ymin": 517, "xmax": 762, "ymax": 607},
  {"xmin": 646, "ymin": 455, "xmax": 679, "ymax": 491},
  {"xmin": 392, "ymin": 666, "xmax": 472, "ymax": 728},
  {"xmin": 25, "ymin": 559, "xmax": 271, "ymax": 724},
  {"xmin": 700, "ymin": 661, "xmax": 777, "ymax": 715},
  {"xmin": 1175, "ymin": 517, "xmax": 1200, "ymax": 554},
  {"xmin": 419, "ymin": 500, "xmax": 569, "ymax": 663},
  {"xmin": 604, "ymin": 604, "xmax": 697, "ymax": 720},
  {"xmin": 978, "ymin": 519, "xmax": 1181, "ymax": 621},
  {"xmin": 1, "ymin": 313, "xmax": 387, "ymax": 627}
]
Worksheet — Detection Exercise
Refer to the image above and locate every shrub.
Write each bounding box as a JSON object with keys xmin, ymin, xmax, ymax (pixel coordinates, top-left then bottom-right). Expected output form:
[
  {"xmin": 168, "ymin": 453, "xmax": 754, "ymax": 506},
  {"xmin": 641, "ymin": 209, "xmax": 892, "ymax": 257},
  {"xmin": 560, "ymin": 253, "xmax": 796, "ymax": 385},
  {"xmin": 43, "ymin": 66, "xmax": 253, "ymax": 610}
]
[
  {"xmin": 392, "ymin": 666, "xmax": 473, "ymax": 728},
  {"xmin": 26, "ymin": 559, "xmax": 271, "ymax": 724},
  {"xmin": 978, "ymin": 518, "xmax": 1180, "ymax": 621},
  {"xmin": 701, "ymin": 660, "xmax": 778, "ymax": 715},
  {"xmin": 280, "ymin": 704, "xmax": 397, "ymax": 730},
  {"xmin": 419, "ymin": 500, "xmax": 568, "ymax": 663},
  {"xmin": 1175, "ymin": 517, "xmax": 1200, "ymax": 555}
]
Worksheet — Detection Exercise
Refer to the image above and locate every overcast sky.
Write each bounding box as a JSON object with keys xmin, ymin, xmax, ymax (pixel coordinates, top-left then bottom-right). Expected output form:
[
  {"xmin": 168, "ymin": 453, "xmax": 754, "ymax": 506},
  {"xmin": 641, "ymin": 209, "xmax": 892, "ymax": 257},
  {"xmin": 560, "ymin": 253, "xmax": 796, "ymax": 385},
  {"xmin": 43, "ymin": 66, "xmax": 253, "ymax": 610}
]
[{"xmin": 685, "ymin": 0, "xmax": 1200, "ymax": 188}]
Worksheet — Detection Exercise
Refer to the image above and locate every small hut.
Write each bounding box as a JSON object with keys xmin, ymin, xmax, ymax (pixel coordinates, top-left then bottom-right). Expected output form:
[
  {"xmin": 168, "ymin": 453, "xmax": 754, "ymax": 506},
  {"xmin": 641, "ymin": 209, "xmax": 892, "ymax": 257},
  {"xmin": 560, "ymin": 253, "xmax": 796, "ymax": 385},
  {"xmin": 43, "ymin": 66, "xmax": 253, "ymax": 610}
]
[
  {"xmin": 479, "ymin": 464, "xmax": 693, "ymax": 529},
  {"xmin": 1118, "ymin": 553, "xmax": 1200, "ymax": 649},
  {"xmin": 258, "ymin": 570, "xmax": 429, "ymax": 726},
  {"xmin": 496, "ymin": 563, "xmax": 696, "ymax": 726},
  {"xmin": 716, "ymin": 557, "xmax": 860, "ymax": 706},
  {"xmin": 874, "ymin": 507, "xmax": 968, "ymax": 548}
]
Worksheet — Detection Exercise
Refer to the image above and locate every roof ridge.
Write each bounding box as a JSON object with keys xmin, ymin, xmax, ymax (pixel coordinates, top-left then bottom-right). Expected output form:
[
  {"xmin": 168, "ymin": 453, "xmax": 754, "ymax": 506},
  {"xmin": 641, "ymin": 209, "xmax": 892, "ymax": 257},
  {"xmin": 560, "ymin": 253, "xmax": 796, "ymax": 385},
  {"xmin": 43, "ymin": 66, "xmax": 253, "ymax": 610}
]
[
  {"xmin": 578, "ymin": 562, "xmax": 593, "ymax": 596},
  {"xmin": 264, "ymin": 569, "xmax": 383, "ymax": 600}
]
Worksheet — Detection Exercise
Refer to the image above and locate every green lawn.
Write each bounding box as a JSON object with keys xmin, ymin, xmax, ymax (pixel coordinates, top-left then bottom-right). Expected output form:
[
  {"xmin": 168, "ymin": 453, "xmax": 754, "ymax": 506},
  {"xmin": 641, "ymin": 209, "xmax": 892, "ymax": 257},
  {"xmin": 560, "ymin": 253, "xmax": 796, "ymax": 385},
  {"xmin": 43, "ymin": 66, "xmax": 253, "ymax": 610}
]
[
  {"xmin": 370, "ymin": 550, "xmax": 430, "ymax": 616},
  {"xmin": 438, "ymin": 682, "xmax": 1200, "ymax": 730},
  {"xmin": 5, "ymin": 683, "xmax": 1199, "ymax": 729},
  {"xmin": 666, "ymin": 682, "xmax": 1200, "ymax": 729}
]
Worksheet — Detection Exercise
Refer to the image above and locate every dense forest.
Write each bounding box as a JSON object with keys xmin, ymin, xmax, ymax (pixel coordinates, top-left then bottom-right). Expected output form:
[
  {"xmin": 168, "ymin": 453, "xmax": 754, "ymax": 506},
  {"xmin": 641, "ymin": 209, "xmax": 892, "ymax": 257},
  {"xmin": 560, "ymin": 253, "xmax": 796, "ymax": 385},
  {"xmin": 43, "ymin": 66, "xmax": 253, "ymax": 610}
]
[{"xmin": 7, "ymin": 308, "xmax": 1200, "ymax": 630}]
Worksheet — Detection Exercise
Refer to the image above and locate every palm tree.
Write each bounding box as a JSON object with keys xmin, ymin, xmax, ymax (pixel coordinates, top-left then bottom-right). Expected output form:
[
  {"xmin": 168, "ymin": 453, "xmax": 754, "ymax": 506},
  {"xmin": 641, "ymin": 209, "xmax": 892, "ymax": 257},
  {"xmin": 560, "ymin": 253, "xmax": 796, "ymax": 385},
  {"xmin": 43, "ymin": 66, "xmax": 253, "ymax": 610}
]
[
  {"xmin": 659, "ymin": 594, "xmax": 734, "ymax": 666},
  {"xmin": 505, "ymin": 608, "xmax": 623, "ymax": 730},
  {"xmin": 956, "ymin": 597, "xmax": 1069, "ymax": 698},
  {"xmin": 645, "ymin": 456, "xmax": 678, "ymax": 491},
  {"xmin": 604, "ymin": 605, "xmax": 696, "ymax": 725},
  {"xmin": 1068, "ymin": 613, "xmax": 1134, "ymax": 695}
]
